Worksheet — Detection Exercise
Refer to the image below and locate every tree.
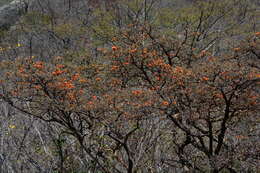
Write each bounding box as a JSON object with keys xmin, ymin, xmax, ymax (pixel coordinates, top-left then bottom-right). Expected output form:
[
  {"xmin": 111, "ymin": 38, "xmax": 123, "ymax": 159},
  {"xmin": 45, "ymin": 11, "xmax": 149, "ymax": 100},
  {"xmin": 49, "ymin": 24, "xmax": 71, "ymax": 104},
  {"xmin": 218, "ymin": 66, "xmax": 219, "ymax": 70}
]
[
  {"xmin": 103, "ymin": 23, "xmax": 260, "ymax": 171},
  {"xmin": 0, "ymin": 0, "xmax": 259, "ymax": 172}
]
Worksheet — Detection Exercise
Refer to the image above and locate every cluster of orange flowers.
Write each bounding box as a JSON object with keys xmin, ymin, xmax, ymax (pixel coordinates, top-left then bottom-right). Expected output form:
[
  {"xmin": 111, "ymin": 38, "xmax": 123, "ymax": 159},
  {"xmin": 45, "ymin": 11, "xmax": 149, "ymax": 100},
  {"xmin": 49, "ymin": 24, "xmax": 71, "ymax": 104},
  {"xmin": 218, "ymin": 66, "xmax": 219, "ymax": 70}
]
[
  {"xmin": 132, "ymin": 90, "xmax": 143, "ymax": 96},
  {"xmin": 143, "ymin": 48, "xmax": 148, "ymax": 54},
  {"xmin": 85, "ymin": 95, "xmax": 99, "ymax": 109},
  {"xmin": 111, "ymin": 65, "xmax": 119, "ymax": 71},
  {"xmin": 66, "ymin": 91, "xmax": 76, "ymax": 101},
  {"xmin": 52, "ymin": 64, "xmax": 66, "ymax": 76},
  {"xmin": 56, "ymin": 64, "xmax": 65, "ymax": 68},
  {"xmin": 71, "ymin": 73, "xmax": 80, "ymax": 81},
  {"xmin": 147, "ymin": 58, "xmax": 164, "ymax": 67},
  {"xmin": 52, "ymin": 69, "xmax": 65, "ymax": 76},
  {"xmin": 33, "ymin": 61, "xmax": 44, "ymax": 69},
  {"xmin": 235, "ymin": 135, "xmax": 248, "ymax": 140},
  {"xmin": 173, "ymin": 66, "xmax": 184, "ymax": 74},
  {"xmin": 57, "ymin": 81, "xmax": 75, "ymax": 90},
  {"xmin": 214, "ymin": 93, "xmax": 223, "ymax": 99},
  {"xmin": 129, "ymin": 48, "xmax": 137, "ymax": 53},
  {"xmin": 33, "ymin": 85, "xmax": 42, "ymax": 90},
  {"xmin": 147, "ymin": 59, "xmax": 173, "ymax": 74},
  {"xmin": 78, "ymin": 78, "xmax": 88, "ymax": 83}
]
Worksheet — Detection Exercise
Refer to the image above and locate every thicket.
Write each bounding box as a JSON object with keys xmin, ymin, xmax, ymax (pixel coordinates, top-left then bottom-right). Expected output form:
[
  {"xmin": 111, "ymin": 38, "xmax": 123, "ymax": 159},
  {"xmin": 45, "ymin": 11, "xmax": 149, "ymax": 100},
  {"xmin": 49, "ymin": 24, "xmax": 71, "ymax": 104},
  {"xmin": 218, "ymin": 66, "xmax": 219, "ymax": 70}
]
[{"xmin": 0, "ymin": 0, "xmax": 259, "ymax": 172}]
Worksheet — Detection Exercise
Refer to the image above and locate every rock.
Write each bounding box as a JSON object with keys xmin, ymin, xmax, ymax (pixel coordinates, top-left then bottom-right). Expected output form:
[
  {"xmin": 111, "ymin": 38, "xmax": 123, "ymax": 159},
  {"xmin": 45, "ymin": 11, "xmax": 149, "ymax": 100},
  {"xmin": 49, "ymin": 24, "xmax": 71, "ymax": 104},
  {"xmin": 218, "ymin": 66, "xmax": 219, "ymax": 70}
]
[{"xmin": 0, "ymin": 0, "xmax": 28, "ymax": 30}]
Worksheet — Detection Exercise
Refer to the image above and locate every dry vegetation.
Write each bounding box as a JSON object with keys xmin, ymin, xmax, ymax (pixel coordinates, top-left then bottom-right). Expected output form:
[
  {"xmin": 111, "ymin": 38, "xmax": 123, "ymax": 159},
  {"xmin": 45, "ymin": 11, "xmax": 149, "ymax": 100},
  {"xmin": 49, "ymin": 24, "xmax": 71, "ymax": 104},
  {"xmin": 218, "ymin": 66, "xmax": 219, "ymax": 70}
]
[{"xmin": 0, "ymin": 0, "xmax": 259, "ymax": 172}]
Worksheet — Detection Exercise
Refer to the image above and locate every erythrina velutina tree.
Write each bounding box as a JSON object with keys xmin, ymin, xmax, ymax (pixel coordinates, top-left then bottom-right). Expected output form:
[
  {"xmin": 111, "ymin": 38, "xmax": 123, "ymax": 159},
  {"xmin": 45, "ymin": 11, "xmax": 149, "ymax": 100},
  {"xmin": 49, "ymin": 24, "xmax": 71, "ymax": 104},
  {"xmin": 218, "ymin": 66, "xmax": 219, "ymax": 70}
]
[{"xmin": 0, "ymin": 0, "xmax": 259, "ymax": 172}]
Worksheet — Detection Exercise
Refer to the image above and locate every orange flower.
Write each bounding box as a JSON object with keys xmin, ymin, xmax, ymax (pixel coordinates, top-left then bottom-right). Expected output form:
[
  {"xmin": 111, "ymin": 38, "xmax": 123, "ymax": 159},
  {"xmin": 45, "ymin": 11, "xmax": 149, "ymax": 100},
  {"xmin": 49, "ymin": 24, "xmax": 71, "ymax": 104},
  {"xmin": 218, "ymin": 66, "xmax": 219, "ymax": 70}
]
[
  {"xmin": 111, "ymin": 37, "xmax": 117, "ymax": 41},
  {"xmin": 129, "ymin": 48, "xmax": 137, "ymax": 53},
  {"xmin": 132, "ymin": 90, "xmax": 142, "ymax": 96},
  {"xmin": 214, "ymin": 93, "xmax": 223, "ymax": 99},
  {"xmin": 111, "ymin": 65, "xmax": 119, "ymax": 71},
  {"xmin": 161, "ymin": 101, "xmax": 169, "ymax": 106},
  {"xmin": 235, "ymin": 135, "xmax": 247, "ymax": 140},
  {"xmin": 95, "ymin": 77, "xmax": 101, "ymax": 81},
  {"xmin": 63, "ymin": 81, "xmax": 75, "ymax": 89},
  {"xmin": 220, "ymin": 71, "xmax": 228, "ymax": 76},
  {"xmin": 71, "ymin": 73, "xmax": 80, "ymax": 80},
  {"xmin": 97, "ymin": 48, "xmax": 103, "ymax": 51},
  {"xmin": 18, "ymin": 67, "xmax": 25, "ymax": 73},
  {"xmin": 57, "ymin": 81, "xmax": 75, "ymax": 89},
  {"xmin": 143, "ymin": 48, "xmax": 148, "ymax": 54},
  {"xmin": 87, "ymin": 101, "xmax": 94, "ymax": 105},
  {"xmin": 79, "ymin": 78, "xmax": 88, "ymax": 83},
  {"xmin": 202, "ymin": 77, "xmax": 209, "ymax": 81},
  {"xmin": 33, "ymin": 85, "xmax": 42, "ymax": 90},
  {"xmin": 143, "ymin": 101, "xmax": 152, "ymax": 106},
  {"xmin": 147, "ymin": 63, "xmax": 153, "ymax": 67},
  {"xmin": 250, "ymin": 100, "xmax": 257, "ymax": 105},
  {"xmin": 255, "ymin": 74, "xmax": 260, "ymax": 78},
  {"xmin": 67, "ymin": 92, "xmax": 76, "ymax": 101},
  {"xmin": 52, "ymin": 69, "xmax": 65, "ymax": 76},
  {"xmin": 255, "ymin": 32, "xmax": 260, "ymax": 36},
  {"xmin": 174, "ymin": 66, "xmax": 184, "ymax": 73},
  {"xmin": 152, "ymin": 50, "xmax": 157, "ymax": 56},
  {"xmin": 233, "ymin": 47, "xmax": 241, "ymax": 51},
  {"xmin": 78, "ymin": 89, "xmax": 84, "ymax": 95},
  {"xmin": 86, "ymin": 101, "xmax": 95, "ymax": 109},
  {"xmin": 56, "ymin": 64, "xmax": 65, "ymax": 69},
  {"xmin": 192, "ymin": 32, "xmax": 201, "ymax": 36},
  {"xmin": 33, "ymin": 61, "xmax": 44, "ymax": 69},
  {"xmin": 112, "ymin": 46, "xmax": 118, "ymax": 51}
]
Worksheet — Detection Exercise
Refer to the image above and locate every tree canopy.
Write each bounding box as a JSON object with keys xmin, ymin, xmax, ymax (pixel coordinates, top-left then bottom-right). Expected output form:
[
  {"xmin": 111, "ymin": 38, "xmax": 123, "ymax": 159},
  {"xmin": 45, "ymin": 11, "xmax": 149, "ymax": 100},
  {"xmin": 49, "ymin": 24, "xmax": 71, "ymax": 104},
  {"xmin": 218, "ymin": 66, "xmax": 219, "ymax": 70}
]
[{"xmin": 0, "ymin": 0, "xmax": 259, "ymax": 172}]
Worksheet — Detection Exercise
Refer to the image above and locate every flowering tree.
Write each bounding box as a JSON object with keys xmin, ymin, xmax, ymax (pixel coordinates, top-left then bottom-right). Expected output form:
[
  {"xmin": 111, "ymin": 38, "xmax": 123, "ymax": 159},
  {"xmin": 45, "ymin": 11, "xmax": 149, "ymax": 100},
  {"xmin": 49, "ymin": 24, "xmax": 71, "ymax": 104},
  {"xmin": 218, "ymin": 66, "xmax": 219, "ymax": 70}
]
[
  {"xmin": 0, "ymin": 0, "xmax": 259, "ymax": 172},
  {"xmin": 104, "ymin": 23, "xmax": 260, "ymax": 172}
]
